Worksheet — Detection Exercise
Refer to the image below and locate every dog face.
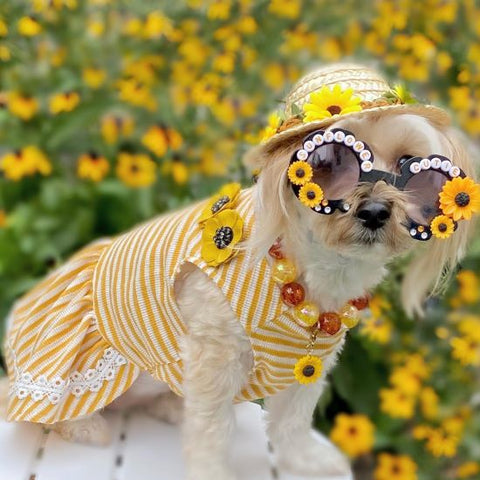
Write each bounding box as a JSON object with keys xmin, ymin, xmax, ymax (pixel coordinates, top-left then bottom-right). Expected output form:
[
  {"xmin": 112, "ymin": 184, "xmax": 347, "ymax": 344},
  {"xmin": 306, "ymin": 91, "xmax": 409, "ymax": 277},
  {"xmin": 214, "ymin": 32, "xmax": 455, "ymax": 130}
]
[{"xmin": 248, "ymin": 112, "xmax": 476, "ymax": 314}]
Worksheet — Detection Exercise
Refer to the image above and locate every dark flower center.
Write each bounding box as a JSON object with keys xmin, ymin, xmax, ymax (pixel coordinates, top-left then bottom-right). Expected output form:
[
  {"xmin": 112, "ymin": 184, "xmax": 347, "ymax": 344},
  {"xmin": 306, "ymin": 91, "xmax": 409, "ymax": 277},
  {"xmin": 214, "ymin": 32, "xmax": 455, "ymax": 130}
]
[
  {"xmin": 296, "ymin": 168, "xmax": 305, "ymax": 178},
  {"xmin": 438, "ymin": 223, "xmax": 447, "ymax": 232},
  {"xmin": 130, "ymin": 164, "xmax": 139, "ymax": 173},
  {"xmin": 211, "ymin": 195, "xmax": 230, "ymax": 214},
  {"xmin": 306, "ymin": 190, "xmax": 316, "ymax": 200},
  {"xmin": 327, "ymin": 105, "xmax": 342, "ymax": 115},
  {"xmin": 213, "ymin": 226, "xmax": 233, "ymax": 249},
  {"xmin": 455, "ymin": 192, "xmax": 470, "ymax": 207},
  {"xmin": 302, "ymin": 365, "xmax": 315, "ymax": 377}
]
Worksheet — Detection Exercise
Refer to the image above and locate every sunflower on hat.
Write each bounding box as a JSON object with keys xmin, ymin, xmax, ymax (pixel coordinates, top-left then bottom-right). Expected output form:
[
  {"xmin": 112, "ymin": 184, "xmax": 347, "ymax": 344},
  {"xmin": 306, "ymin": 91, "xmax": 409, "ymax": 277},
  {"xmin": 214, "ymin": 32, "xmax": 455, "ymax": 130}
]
[{"xmin": 302, "ymin": 84, "xmax": 362, "ymax": 123}]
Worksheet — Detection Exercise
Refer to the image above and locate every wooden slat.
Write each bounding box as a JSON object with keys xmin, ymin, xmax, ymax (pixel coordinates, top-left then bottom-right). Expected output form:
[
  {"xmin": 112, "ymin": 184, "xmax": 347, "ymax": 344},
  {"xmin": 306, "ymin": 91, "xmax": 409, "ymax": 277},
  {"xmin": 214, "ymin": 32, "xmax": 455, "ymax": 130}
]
[{"xmin": 0, "ymin": 420, "xmax": 44, "ymax": 480}]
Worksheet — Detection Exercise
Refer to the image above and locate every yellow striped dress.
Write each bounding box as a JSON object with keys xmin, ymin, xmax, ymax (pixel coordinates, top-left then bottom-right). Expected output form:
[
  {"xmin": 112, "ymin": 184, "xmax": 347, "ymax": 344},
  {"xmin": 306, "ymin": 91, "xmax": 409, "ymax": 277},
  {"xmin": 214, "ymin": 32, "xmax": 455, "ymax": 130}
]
[{"xmin": 5, "ymin": 188, "xmax": 346, "ymax": 424}]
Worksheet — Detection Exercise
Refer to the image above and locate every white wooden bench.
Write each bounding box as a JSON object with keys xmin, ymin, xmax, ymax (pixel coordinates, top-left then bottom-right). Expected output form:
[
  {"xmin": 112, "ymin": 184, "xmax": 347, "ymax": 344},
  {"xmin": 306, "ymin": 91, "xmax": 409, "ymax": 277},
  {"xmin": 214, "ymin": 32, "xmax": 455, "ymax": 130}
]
[{"xmin": 0, "ymin": 403, "xmax": 352, "ymax": 480}]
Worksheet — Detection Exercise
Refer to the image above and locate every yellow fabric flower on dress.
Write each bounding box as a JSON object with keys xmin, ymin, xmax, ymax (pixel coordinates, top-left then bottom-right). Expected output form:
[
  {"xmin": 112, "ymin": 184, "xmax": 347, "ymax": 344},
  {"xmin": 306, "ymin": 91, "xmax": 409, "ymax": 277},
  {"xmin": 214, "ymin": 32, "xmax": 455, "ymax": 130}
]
[
  {"xmin": 293, "ymin": 355, "xmax": 322, "ymax": 385},
  {"xmin": 288, "ymin": 161, "xmax": 313, "ymax": 186},
  {"xmin": 439, "ymin": 177, "xmax": 480, "ymax": 221},
  {"xmin": 374, "ymin": 453, "xmax": 418, "ymax": 480},
  {"xmin": 7, "ymin": 93, "xmax": 39, "ymax": 121},
  {"xmin": 302, "ymin": 85, "xmax": 362, "ymax": 123},
  {"xmin": 199, "ymin": 183, "xmax": 241, "ymax": 223},
  {"xmin": 430, "ymin": 214, "xmax": 455, "ymax": 239},
  {"xmin": 49, "ymin": 92, "xmax": 80, "ymax": 114},
  {"xmin": 116, "ymin": 152, "xmax": 156, "ymax": 188},
  {"xmin": 330, "ymin": 413, "xmax": 375, "ymax": 458},
  {"xmin": 77, "ymin": 152, "xmax": 109, "ymax": 182},
  {"xmin": 201, "ymin": 209, "xmax": 244, "ymax": 267},
  {"xmin": 298, "ymin": 182, "xmax": 323, "ymax": 207}
]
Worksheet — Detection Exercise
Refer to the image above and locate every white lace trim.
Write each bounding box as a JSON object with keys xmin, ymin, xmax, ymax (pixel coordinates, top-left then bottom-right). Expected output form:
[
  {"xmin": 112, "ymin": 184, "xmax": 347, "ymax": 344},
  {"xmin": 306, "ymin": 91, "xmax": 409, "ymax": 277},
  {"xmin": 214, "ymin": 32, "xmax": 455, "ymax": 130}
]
[{"xmin": 10, "ymin": 347, "xmax": 127, "ymax": 405}]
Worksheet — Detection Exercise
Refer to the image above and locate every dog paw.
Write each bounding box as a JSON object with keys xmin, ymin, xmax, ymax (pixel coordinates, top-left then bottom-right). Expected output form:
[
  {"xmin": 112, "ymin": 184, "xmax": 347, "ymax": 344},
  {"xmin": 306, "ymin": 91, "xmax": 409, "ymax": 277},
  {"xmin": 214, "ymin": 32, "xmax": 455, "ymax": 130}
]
[
  {"xmin": 145, "ymin": 391, "xmax": 183, "ymax": 424},
  {"xmin": 275, "ymin": 433, "xmax": 351, "ymax": 478},
  {"xmin": 51, "ymin": 413, "xmax": 112, "ymax": 446}
]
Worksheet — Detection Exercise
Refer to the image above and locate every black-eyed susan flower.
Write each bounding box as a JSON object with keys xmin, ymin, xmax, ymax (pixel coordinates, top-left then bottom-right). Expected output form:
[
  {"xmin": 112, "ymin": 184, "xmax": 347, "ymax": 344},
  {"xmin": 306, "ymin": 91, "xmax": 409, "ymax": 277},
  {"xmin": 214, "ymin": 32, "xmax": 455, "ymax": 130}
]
[
  {"xmin": 7, "ymin": 93, "xmax": 39, "ymax": 121},
  {"xmin": 17, "ymin": 16, "xmax": 42, "ymax": 36},
  {"xmin": 0, "ymin": 44, "xmax": 10, "ymax": 61},
  {"xmin": 260, "ymin": 112, "xmax": 281, "ymax": 142},
  {"xmin": 142, "ymin": 125, "xmax": 183, "ymax": 157},
  {"xmin": 116, "ymin": 78, "xmax": 157, "ymax": 111},
  {"xmin": 379, "ymin": 387, "xmax": 416, "ymax": 419},
  {"xmin": 330, "ymin": 413, "xmax": 375, "ymax": 458},
  {"xmin": 82, "ymin": 68, "xmax": 106, "ymax": 89},
  {"xmin": 201, "ymin": 209, "xmax": 243, "ymax": 266},
  {"xmin": 77, "ymin": 152, "xmax": 109, "ymax": 182},
  {"xmin": 143, "ymin": 11, "xmax": 175, "ymax": 39},
  {"xmin": 430, "ymin": 214, "xmax": 455, "ymax": 239},
  {"xmin": 0, "ymin": 18, "xmax": 8, "ymax": 36},
  {"xmin": 161, "ymin": 155, "xmax": 190, "ymax": 186},
  {"xmin": 0, "ymin": 146, "xmax": 51, "ymax": 181},
  {"xmin": 116, "ymin": 152, "xmax": 156, "ymax": 188},
  {"xmin": 49, "ymin": 91, "xmax": 80, "ymax": 114},
  {"xmin": 374, "ymin": 453, "xmax": 418, "ymax": 480},
  {"xmin": 293, "ymin": 355, "xmax": 322, "ymax": 385},
  {"xmin": 439, "ymin": 177, "xmax": 480, "ymax": 221},
  {"xmin": 101, "ymin": 114, "xmax": 134, "ymax": 144},
  {"xmin": 298, "ymin": 182, "xmax": 323, "ymax": 207},
  {"xmin": 287, "ymin": 161, "xmax": 313, "ymax": 186},
  {"xmin": 303, "ymin": 85, "xmax": 362, "ymax": 123},
  {"xmin": 199, "ymin": 182, "xmax": 241, "ymax": 223}
]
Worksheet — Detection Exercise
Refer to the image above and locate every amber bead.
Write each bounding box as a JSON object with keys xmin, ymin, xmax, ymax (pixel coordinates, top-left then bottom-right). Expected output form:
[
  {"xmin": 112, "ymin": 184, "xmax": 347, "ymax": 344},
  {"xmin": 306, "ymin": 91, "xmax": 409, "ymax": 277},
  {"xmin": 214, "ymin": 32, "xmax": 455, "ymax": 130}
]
[
  {"xmin": 281, "ymin": 282, "xmax": 305, "ymax": 307},
  {"xmin": 340, "ymin": 304, "xmax": 360, "ymax": 328},
  {"xmin": 268, "ymin": 242, "xmax": 284, "ymax": 260},
  {"xmin": 272, "ymin": 258, "xmax": 297, "ymax": 284},
  {"xmin": 293, "ymin": 301, "xmax": 320, "ymax": 327},
  {"xmin": 349, "ymin": 295, "xmax": 370, "ymax": 311},
  {"xmin": 318, "ymin": 312, "xmax": 342, "ymax": 335}
]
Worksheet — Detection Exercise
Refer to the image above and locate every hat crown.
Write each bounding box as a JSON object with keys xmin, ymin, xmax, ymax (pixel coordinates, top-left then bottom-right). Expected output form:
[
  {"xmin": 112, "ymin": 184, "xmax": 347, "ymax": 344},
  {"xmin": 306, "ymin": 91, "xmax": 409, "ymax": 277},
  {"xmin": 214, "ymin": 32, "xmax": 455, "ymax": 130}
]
[{"xmin": 285, "ymin": 63, "xmax": 390, "ymax": 116}]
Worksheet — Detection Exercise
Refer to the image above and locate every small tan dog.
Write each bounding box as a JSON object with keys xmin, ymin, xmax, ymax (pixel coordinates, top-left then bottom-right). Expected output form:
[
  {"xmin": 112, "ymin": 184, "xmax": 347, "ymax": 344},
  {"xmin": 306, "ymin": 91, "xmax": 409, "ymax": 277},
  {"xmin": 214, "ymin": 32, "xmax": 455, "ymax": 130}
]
[{"xmin": 2, "ymin": 64, "xmax": 479, "ymax": 480}]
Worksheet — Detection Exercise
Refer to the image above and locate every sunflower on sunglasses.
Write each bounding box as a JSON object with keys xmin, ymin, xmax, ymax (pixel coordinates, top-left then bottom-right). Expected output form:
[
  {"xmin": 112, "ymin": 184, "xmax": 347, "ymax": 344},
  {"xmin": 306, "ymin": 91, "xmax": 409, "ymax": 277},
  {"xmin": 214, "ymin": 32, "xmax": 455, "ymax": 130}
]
[{"xmin": 439, "ymin": 177, "xmax": 480, "ymax": 221}]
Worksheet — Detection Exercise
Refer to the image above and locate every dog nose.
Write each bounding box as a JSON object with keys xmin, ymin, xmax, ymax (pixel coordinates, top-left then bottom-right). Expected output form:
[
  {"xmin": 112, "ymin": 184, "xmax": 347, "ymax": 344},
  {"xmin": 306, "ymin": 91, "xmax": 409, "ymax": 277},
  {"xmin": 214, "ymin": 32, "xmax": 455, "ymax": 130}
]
[{"xmin": 356, "ymin": 201, "xmax": 391, "ymax": 230}]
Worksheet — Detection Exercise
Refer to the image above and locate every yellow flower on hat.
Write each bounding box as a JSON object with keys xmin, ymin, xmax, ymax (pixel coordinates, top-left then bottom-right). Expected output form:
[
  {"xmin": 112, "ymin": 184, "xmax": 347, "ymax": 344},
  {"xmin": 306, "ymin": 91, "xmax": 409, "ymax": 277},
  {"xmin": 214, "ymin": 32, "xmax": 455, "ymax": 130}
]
[
  {"xmin": 261, "ymin": 112, "xmax": 281, "ymax": 141},
  {"xmin": 293, "ymin": 355, "xmax": 322, "ymax": 385},
  {"xmin": 199, "ymin": 182, "xmax": 241, "ymax": 223},
  {"xmin": 302, "ymin": 84, "xmax": 362, "ymax": 123},
  {"xmin": 201, "ymin": 209, "xmax": 244, "ymax": 267},
  {"xmin": 430, "ymin": 214, "xmax": 455, "ymax": 239},
  {"xmin": 439, "ymin": 177, "xmax": 480, "ymax": 221}
]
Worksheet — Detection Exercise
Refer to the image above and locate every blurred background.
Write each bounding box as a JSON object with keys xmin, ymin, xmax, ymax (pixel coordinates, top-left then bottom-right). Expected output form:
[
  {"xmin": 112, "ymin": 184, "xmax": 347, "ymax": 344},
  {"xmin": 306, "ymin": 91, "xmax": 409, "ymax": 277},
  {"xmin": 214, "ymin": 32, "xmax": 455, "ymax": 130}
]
[{"xmin": 0, "ymin": 1, "xmax": 479, "ymax": 479}]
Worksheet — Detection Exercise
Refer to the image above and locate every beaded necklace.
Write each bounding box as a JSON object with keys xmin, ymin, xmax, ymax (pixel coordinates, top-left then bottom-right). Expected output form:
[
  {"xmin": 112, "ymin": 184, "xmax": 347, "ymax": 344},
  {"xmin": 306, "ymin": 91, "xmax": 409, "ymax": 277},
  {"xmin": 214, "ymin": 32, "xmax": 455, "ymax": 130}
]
[{"xmin": 267, "ymin": 239, "xmax": 369, "ymax": 385}]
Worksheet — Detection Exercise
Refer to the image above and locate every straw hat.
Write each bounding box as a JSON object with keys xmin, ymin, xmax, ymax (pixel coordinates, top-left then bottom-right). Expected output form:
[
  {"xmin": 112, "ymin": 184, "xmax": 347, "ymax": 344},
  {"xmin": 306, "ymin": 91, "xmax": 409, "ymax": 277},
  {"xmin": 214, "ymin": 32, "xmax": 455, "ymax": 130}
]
[{"xmin": 246, "ymin": 63, "xmax": 450, "ymax": 164}]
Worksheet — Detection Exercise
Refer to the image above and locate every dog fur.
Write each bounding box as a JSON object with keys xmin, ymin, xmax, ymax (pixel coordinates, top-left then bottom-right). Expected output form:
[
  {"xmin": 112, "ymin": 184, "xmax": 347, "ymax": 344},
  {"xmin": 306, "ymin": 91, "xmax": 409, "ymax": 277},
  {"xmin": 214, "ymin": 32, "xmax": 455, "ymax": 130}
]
[{"xmin": 1, "ymin": 112, "xmax": 476, "ymax": 479}]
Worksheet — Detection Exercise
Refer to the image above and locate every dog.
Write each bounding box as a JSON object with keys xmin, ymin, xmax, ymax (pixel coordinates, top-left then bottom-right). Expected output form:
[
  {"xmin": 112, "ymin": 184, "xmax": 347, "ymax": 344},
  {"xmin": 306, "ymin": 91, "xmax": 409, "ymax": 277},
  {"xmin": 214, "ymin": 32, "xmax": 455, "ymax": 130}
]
[{"xmin": 1, "ymin": 64, "xmax": 478, "ymax": 480}]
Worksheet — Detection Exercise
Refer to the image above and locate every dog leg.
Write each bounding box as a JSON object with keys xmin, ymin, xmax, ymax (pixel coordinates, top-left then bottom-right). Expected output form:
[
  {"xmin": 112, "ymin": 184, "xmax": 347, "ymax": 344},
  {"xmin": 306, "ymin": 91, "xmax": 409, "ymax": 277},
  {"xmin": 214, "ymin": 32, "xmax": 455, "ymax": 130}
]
[
  {"xmin": 145, "ymin": 391, "xmax": 183, "ymax": 425},
  {"xmin": 50, "ymin": 412, "xmax": 112, "ymax": 446},
  {"xmin": 265, "ymin": 379, "xmax": 351, "ymax": 478},
  {"xmin": 176, "ymin": 266, "xmax": 252, "ymax": 480}
]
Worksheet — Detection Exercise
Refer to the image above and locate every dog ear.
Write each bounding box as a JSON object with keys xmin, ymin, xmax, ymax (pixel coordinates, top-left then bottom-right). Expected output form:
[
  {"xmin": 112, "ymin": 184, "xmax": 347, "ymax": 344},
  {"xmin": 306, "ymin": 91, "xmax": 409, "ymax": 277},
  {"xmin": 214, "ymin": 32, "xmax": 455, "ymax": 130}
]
[{"xmin": 401, "ymin": 127, "xmax": 478, "ymax": 317}]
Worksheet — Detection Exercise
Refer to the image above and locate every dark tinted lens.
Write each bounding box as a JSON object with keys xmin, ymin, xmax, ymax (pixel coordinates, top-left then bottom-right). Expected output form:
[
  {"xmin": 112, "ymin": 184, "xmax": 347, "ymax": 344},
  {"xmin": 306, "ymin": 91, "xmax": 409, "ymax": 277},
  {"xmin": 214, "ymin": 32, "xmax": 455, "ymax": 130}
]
[
  {"xmin": 404, "ymin": 170, "xmax": 447, "ymax": 224},
  {"xmin": 308, "ymin": 144, "xmax": 360, "ymax": 199}
]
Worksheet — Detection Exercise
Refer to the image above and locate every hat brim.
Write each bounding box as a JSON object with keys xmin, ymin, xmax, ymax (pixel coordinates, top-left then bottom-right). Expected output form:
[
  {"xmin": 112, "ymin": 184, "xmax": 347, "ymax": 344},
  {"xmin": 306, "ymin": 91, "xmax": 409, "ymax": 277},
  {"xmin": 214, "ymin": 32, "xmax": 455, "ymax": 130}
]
[{"xmin": 245, "ymin": 103, "xmax": 450, "ymax": 168}]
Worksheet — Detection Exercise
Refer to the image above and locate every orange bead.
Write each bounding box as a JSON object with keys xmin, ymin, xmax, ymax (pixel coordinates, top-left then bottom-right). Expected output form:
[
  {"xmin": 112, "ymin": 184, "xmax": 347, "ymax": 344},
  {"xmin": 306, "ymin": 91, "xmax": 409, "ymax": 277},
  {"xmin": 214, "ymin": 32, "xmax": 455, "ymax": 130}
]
[
  {"xmin": 349, "ymin": 295, "xmax": 370, "ymax": 311},
  {"xmin": 293, "ymin": 301, "xmax": 320, "ymax": 327},
  {"xmin": 318, "ymin": 312, "xmax": 341, "ymax": 335},
  {"xmin": 281, "ymin": 282, "xmax": 305, "ymax": 307},
  {"xmin": 268, "ymin": 242, "xmax": 284, "ymax": 259},
  {"xmin": 340, "ymin": 304, "xmax": 359, "ymax": 328},
  {"xmin": 272, "ymin": 258, "xmax": 297, "ymax": 284}
]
